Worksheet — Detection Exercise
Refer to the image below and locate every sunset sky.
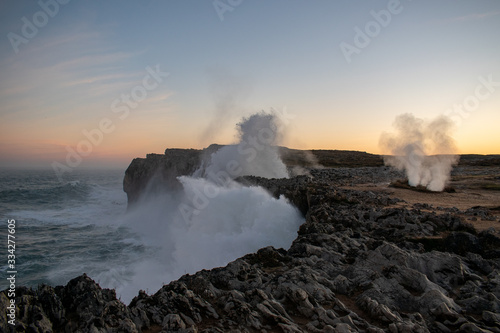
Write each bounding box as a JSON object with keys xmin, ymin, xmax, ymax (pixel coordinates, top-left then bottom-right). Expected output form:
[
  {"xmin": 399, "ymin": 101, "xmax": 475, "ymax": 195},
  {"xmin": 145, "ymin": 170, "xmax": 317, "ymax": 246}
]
[{"xmin": 1, "ymin": 0, "xmax": 499, "ymax": 169}]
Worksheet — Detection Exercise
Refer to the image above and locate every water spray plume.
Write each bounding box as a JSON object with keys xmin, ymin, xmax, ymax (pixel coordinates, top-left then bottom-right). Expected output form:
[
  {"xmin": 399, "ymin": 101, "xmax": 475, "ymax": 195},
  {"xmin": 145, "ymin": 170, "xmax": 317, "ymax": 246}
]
[
  {"xmin": 109, "ymin": 111, "xmax": 302, "ymax": 302},
  {"xmin": 379, "ymin": 113, "xmax": 459, "ymax": 192},
  {"xmin": 196, "ymin": 112, "xmax": 289, "ymax": 182}
]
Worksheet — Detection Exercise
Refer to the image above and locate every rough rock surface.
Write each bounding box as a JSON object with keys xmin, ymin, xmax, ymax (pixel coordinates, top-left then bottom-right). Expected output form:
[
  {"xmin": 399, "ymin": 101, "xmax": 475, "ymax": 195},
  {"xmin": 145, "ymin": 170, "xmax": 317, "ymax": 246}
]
[
  {"xmin": 123, "ymin": 148, "xmax": 204, "ymax": 206},
  {"xmin": 4, "ymin": 151, "xmax": 500, "ymax": 332}
]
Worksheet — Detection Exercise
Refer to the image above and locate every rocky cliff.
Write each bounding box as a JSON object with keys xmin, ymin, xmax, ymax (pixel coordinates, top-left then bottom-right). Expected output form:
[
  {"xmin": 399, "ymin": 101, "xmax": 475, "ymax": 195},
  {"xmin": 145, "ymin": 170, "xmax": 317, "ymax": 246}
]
[
  {"xmin": 4, "ymin": 160, "xmax": 500, "ymax": 332},
  {"xmin": 124, "ymin": 149, "xmax": 202, "ymax": 206},
  {"xmin": 123, "ymin": 146, "xmax": 385, "ymax": 206}
]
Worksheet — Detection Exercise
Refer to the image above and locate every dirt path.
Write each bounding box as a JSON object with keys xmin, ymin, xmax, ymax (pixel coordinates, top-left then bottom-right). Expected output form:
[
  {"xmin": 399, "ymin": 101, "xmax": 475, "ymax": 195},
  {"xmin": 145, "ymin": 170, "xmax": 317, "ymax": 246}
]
[{"xmin": 344, "ymin": 182, "xmax": 500, "ymax": 232}]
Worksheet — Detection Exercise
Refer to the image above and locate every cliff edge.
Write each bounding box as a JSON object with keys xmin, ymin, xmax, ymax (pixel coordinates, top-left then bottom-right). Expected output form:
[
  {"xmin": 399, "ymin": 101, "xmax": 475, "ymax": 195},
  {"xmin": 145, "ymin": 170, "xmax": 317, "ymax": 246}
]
[
  {"xmin": 123, "ymin": 145, "xmax": 223, "ymax": 206},
  {"xmin": 123, "ymin": 146, "xmax": 385, "ymax": 206}
]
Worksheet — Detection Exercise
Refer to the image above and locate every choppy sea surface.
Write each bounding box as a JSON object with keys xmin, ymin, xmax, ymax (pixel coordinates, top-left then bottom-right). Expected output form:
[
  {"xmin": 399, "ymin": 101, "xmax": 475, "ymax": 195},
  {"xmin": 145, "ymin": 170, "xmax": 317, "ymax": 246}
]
[
  {"xmin": 0, "ymin": 168, "xmax": 147, "ymax": 298},
  {"xmin": 0, "ymin": 167, "xmax": 304, "ymax": 303}
]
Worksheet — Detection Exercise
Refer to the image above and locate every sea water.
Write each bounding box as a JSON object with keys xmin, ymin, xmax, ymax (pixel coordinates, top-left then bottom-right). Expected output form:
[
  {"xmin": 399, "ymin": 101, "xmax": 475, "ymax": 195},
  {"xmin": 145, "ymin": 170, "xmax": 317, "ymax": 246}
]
[{"xmin": 0, "ymin": 168, "xmax": 140, "ymax": 297}]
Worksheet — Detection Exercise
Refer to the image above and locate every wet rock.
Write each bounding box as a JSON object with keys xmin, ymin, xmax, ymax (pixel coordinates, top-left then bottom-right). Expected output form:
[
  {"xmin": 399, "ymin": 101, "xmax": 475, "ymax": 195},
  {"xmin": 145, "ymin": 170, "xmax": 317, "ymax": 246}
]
[
  {"xmin": 443, "ymin": 232, "xmax": 482, "ymax": 256},
  {"xmin": 482, "ymin": 310, "xmax": 500, "ymax": 325},
  {"xmin": 1, "ymin": 275, "xmax": 138, "ymax": 333}
]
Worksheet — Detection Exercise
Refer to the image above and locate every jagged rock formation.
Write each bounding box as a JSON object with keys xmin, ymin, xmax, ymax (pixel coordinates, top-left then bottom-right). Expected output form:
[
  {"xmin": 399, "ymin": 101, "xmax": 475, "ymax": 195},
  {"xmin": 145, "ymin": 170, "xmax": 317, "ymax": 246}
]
[
  {"xmin": 0, "ymin": 274, "xmax": 136, "ymax": 333},
  {"xmin": 4, "ymin": 165, "xmax": 500, "ymax": 332},
  {"xmin": 123, "ymin": 149, "xmax": 201, "ymax": 206},
  {"xmin": 123, "ymin": 146, "xmax": 223, "ymax": 206}
]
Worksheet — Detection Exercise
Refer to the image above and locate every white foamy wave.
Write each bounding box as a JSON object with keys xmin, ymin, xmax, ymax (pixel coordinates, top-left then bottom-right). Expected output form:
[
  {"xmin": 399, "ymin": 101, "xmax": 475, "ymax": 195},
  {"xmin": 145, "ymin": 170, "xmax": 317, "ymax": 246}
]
[
  {"xmin": 109, "ymin": 175, "xmax": 303, "ymax": 303},
  {"xmin": 10, "ymin": 181, "xmax": 126, "ymax": 225},
  {"xmin": 97, "ymin": 112, "xmax": 303, "ymax": 303}
]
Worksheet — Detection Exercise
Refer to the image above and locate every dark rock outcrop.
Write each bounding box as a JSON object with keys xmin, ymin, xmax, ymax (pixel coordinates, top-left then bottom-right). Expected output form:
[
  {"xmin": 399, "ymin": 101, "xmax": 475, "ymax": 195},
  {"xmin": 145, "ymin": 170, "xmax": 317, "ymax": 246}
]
[
  {"xmin": 1, "ymin": 274, "xmax": 137, "ymax": 333},
  {"xmin": 123, "ymin": 149, "xmax": 201, "ymax": 206},
  {"xmin": 123, "ymin": 146, "xmax": 222, "ymax": 206}
]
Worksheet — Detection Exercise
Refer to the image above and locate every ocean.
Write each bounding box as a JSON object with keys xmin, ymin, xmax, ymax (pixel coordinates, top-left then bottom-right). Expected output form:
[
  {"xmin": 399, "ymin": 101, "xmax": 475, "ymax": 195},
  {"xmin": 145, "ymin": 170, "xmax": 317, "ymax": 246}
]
[
  {"xmin": 0, "ymin": 166, "xmax": 303, "ymax": 303},
  {"xmin": 0, "ymin": 168, "xmax": 146, "ymax": 298}
]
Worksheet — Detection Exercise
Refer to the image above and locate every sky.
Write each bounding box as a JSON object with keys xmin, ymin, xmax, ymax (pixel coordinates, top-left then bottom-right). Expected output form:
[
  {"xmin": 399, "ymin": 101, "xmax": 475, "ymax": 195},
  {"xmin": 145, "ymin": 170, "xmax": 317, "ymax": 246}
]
[{"xmin": 1, "ymin": 0, "xmax": 499, "ymax": 169}]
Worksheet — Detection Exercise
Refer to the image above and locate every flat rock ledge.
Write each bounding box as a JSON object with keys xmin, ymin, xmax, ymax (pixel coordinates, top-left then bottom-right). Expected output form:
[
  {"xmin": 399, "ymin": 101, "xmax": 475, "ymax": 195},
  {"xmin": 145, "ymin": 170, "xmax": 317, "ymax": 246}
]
[{"xmin": 3, "ymin": 168, "xmax": 500, "ymax": 333}]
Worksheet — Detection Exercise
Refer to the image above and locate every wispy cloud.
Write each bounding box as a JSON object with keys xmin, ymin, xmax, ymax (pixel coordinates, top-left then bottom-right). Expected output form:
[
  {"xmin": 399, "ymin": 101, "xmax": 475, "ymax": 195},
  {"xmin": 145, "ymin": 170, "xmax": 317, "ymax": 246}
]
[
  {"xmin": 46, "ymin": 51, "xmax": 140, "ymax": 73},
  {"xmin": 145, "ymin": 91, "xmax": 175, "ymax": 104},
  {"xmin": 0, "ymin": 30, "xmax": 147, "ymax": 118},
  {"xmin": 64, "ymin": 73, "xmax": 139, "ymax": 87},
  {"xmin": 0, "ymin": 55, "xmax": 138, "ymax": 99},
  {"xmin": 437, "ymin": 11, "xmax": 500, "ymax": 24}
]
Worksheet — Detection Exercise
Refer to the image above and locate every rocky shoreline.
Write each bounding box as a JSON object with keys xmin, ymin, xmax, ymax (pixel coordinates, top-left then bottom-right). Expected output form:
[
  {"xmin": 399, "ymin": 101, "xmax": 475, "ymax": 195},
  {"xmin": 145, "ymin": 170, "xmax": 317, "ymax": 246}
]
[{"xmin": 2, "ymin": 150, "xmax": 500, "ymax": 333}]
